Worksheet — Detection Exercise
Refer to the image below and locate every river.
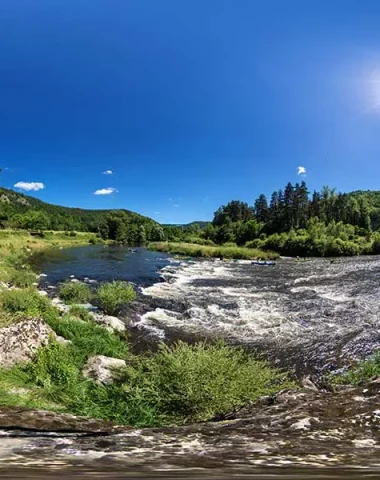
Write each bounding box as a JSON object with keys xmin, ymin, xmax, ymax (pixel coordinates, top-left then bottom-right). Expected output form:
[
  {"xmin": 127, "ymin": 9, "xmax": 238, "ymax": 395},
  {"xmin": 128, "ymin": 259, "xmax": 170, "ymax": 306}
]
[{"xmin": 11, "ymin": 246, "xmax": 380, "ymax": 477}]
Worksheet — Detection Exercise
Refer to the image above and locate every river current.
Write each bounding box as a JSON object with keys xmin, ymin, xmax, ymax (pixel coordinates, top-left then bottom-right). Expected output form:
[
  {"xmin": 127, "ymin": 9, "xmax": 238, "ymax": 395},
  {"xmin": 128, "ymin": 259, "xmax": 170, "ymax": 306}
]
[
  {"xmin": 137, "ymin": 255, "xmax": 380, "ymax": 376},
  {"xmin": 14, "ymin": 247, "xmax": 380, "ymax": 477}
]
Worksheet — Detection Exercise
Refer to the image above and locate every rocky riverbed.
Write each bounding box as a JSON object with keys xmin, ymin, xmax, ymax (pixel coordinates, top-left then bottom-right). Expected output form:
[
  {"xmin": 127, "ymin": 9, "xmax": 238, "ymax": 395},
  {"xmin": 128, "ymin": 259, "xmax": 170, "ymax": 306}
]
[
  {"xmin": 1, "ymin": 383, "xmax": 380, "ymax": 474},
  {"xmin": 2, "ymin": 252, "xmax": 380, "ymax": 476}
]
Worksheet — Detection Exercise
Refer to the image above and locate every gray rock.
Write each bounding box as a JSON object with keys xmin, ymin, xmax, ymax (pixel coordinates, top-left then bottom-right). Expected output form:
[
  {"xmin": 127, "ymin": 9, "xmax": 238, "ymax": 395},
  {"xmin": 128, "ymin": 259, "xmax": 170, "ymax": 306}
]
[
  {"xmin": 83, "ymin": 355, "xmax": 126, "ymax": 385},
  {"xmin": 92, "ymin": 313, "xmax": 126, "ymax": 332},
  {"xmin": 51, "ymin": 297, "xmax": 69, "ymax": 313},
  {"xmin": 0, "ymin": 319, "xmax": 58, "ymax": 367}
]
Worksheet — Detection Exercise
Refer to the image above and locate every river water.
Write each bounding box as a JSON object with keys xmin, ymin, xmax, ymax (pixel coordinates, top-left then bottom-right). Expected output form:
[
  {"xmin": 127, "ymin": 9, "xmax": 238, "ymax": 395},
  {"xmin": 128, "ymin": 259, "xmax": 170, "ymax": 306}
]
[{"xmin": 13, "ymin": 247, "xmax": 380, "ymax": 476}]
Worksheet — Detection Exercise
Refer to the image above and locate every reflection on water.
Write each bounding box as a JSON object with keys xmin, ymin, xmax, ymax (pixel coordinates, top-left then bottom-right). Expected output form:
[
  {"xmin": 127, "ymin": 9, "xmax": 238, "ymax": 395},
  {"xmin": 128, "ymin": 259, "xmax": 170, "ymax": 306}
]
[{"xmin": 33, "ymin": 245, "xmax": 173, "ymax": 287}]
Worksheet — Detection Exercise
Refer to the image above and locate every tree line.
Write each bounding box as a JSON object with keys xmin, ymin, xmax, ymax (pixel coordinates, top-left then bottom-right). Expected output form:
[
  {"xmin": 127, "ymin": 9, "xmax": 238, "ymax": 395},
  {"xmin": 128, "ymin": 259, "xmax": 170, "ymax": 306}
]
[{"xmin": 164, "ymin": 182, "xmax": 380, "ymax": 257}]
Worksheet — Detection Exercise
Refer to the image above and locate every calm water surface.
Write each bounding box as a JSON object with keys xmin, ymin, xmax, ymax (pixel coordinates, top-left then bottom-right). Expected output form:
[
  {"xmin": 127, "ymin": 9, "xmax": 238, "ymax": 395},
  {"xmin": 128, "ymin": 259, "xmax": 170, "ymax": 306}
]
[{"xmin": 34, "ymin": 245, "xmax": 173, "ymax": 287}]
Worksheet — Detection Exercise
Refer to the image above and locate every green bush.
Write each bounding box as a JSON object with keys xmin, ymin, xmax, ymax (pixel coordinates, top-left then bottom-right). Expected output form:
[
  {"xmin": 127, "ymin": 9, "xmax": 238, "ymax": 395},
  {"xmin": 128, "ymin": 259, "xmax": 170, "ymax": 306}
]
[
  {"xmin": 96, "ymin": 281, "xmax": 136, "ymax": 315},
  {"xmin": 120, "ymin": 341, "xmax": 295, "ymax": 425},
  {"xmin": 58, "ymin": 281, "xmax": 92, "ymax": 304},
  {"xmin": 9, "ymin": 269, "xmax": 37, "ymax": 288},
  {"xmin": 0, "ymin": 288, "xmax": 55, "ymax": 317}
]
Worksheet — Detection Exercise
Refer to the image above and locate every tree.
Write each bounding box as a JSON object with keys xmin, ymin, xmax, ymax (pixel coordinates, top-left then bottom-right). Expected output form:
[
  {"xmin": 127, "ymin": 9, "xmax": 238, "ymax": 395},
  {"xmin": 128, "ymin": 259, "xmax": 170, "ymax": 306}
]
[
  {"xmin": 254, "ymin": 194, "xmax": 269, "ymax": 223},
  {"xmin": 137, "ymin": 225, "xmax": 147, "ymax": 245}
]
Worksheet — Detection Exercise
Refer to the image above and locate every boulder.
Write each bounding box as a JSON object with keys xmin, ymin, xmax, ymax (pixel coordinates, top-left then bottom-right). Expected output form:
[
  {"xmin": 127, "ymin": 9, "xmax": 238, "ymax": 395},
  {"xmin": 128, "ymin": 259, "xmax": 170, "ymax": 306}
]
[
  {"xmin": 0, "ymin": 319, "xmax": 58, "ymax": 367},
  {"xmin": 83, "ymin": 355, "xmax": 126, "ymax": 385},
  {"xmin": 92, "ymin": 313, "xmax": 126, "ymax": 332},
  {"xmin": 51, "ymin": 297, "xmax": 70, "ymax": 313}
]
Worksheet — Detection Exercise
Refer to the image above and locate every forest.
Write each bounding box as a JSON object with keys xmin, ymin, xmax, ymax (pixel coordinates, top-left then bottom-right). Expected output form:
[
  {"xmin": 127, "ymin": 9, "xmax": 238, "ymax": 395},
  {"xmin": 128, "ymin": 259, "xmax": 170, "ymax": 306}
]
[
  {"xmin": 0, "ymin": 187, "xmax": 164, "ymax": 244},
  {"xmin": 164, "ymin": 182, "xmax": 380, "ymax": 257}
]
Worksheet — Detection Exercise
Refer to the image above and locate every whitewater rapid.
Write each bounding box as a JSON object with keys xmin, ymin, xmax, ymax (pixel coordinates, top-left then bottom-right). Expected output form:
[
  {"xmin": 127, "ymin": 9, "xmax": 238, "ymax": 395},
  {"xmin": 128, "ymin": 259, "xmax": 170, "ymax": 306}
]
[{"xmin": 134, "ymin": 256, "xmax": 380, "ymax": 374}]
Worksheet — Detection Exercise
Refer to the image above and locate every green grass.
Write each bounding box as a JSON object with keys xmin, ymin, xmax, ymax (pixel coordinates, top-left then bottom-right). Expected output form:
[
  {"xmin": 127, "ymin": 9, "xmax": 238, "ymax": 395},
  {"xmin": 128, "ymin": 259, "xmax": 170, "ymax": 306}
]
[
  {"xmin": 149, "ymin": 242, "xmax": 279, "ymax": 260},
  {"xmin": 9, "ymin": 269, "xmax": 37, "ymax": 288},
  {"xmin": 331, "ymin": 351, "xmax": 380, "ymax": 386},
  {"xmin": 96, "ymin": 280, "xmax": 136, "ymax": 315},
  {"xmin": 68, "ymin": 305, "xmax": 94, "ymax": 322},
  {"xmin": 0, "ymin": 288, "xmax": 56, "ymax": 318},
  {"xmin": 58, "ymin": 280, "xmax": 93, "ymax": 304}
]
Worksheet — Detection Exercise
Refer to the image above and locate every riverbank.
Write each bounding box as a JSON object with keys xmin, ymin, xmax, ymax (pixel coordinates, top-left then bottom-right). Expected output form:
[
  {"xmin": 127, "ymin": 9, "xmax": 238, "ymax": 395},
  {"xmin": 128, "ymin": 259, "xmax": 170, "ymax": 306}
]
[
  {"xmin": 148, "ymin": 241, "xmax": 279, "ymax": 260},
  {"xmin": 0, "ymin": 239, "xmax": 293, "ymax": 428},
  {"xmin": 0, "ymin": 230, "xmax": 99, "ymax": 283}
]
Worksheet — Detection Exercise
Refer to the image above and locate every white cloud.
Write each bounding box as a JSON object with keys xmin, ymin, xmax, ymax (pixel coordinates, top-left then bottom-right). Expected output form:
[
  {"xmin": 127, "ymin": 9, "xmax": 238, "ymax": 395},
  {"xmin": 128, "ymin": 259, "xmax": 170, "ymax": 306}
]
[
  {"xmin": 94, "ymin": 187, "xmax": 118, "ymax": 195},
  {"xmin": 297, "ymin": 166, "xmax": 307, "ymax": 175},
  {"xmin": 103, "ymin": 170, "xmax": 113, "ymax": 175},
  {"xmin": 14, "ymin": 181, "xmax": 45, "ymax": 191}
]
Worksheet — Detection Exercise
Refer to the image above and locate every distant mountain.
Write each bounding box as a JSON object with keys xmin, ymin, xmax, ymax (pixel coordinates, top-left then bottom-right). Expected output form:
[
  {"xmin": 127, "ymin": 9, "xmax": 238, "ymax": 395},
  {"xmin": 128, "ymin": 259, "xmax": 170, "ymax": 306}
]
[{"xmin": 0, "ymin": 187, "xmax": 157, "ymax": 232}]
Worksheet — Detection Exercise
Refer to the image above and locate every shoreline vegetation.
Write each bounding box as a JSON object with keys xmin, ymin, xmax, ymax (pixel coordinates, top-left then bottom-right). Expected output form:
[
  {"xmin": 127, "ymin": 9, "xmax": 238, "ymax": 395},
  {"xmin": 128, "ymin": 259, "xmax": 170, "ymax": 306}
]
[
  {"xmin": 148, "ymin": 241, "xmax": 279, "ymax": 260},
  {"xmin": 0, "ymin": 231, "xmax": 294, "ymax": 427}
]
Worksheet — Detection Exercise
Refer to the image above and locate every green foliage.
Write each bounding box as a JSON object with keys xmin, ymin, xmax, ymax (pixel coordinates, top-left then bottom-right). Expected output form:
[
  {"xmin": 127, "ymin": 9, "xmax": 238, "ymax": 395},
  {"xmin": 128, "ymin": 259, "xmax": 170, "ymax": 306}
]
[
  {"xmin": 331, "ymin": 351, "xmax": 380, "ymax": 386},
  {"xmin": 0, "ymin": 288, "xmax": 55, "ymax": 317},
  {"xmin": 9, "ymin": 269, "xmax": 36, "ymax": 288},
  {"xmin": 7, "ymin": 335, "xmax": 293, "ymax": 427},
  {"xmin": 44, "ymin": 314, "xmax": 129, "ymax": 364},
  {"xmin": 68, "ymin": 305, "xmax": 93, "ymax": 322},
  {"xmin": 0, "ymin": 186, "xmax": 160, "ymax": 239},
  {"xmin": 58, "ymin": 280, "xmax": 92, "ymax": 304},
  {"xmin": 149, "ymin": 242, "xmax": 278, "ymax": 260},
  {"xmin": 132, "ymin": 341, "xmax": 294, "ymax": 424},
  {"xmin": 25, "ymin": 340, "xmax": 79, "ymax": 389},
  {"xmin": 96, "ymin": 281, "xmax": 136, "ymax": 315}
]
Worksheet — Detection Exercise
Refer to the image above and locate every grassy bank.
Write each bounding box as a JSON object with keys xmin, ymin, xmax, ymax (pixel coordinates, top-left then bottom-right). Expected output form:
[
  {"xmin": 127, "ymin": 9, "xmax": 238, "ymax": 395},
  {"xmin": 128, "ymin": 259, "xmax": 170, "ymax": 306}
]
[
  {"xmin": 0, "ymin": 230, "xmax": 99, "ymax": 284},
  {"xmin": 148, "ymin": 241, "xmax": 279, "ymax": 260},
  {"xmin": 0, "ymin": 288, "xmax": 294, "ymax": 426},
  {"xmin": 0, "ymin": 233, "xmax": 293, "ymax": 427}
]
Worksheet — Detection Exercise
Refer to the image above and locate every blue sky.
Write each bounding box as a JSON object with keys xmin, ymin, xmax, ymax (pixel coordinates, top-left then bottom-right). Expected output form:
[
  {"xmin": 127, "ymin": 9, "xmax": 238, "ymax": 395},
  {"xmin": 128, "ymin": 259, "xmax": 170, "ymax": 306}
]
[{"xmin": 1, "ymin": 0, "xmax": 380, "ymax": 223}]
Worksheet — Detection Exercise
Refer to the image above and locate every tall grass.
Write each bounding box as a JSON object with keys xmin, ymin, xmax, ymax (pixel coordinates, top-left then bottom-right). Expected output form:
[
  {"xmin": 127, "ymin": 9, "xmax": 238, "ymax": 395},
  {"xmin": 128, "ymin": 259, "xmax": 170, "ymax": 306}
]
[
  {"xmin": 58, "ymin": 280, "xmax": 93, "ymax": 304},
  {"xmin": 97, "ymin": 281, "xmax": 136, "ymax": 315},
  {"xmin": 2, "ymin": 337, "xmax": 294, "ymax": 427},
  {"xmin": 149, "ymin": 242, "xmax": 279, "ymax": 260}
]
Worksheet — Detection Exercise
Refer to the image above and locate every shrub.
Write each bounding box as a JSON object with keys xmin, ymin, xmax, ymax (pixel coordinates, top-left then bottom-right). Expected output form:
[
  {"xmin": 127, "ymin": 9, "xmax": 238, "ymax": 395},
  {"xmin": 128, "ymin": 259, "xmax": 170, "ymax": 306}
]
[
  {"xmin": 123, "ymin": 341, "xmax": 295, "ymax": 424},
  {"xmin": 69, "ymin": 231, "xmax": 77, "ymax": 237},
  {"xmin": 9, "ymin": 269, "xmax": 37, "ymax": 288},
  {"xmin": 58, "ymin": 281, "xmax": 92, "ymax": 304},
  {"xmin": 0, "ymin": 288, "xmax": 55, "ymax": 317},
  {"xmin": 96, "ymin": 281, "xmax": 136, "ymax": 315}
]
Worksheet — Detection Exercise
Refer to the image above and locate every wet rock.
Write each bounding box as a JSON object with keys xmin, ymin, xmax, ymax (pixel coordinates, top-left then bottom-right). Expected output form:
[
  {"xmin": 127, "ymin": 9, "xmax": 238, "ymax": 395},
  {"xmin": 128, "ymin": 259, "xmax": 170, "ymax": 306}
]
[
  {"xmin": 0, "ymin": 319, "xmax": 58, "ymax": 367},
  {"xmin": 0, "ymin": 406, "xmax": 125, "ymax": 433},
  {"xmin": 83, "ymin": 355, "xmax": 126, "ymax": 385},
  {"xmin": 92, "ymin": 313, "xmax": 126, "ymax": 332}
]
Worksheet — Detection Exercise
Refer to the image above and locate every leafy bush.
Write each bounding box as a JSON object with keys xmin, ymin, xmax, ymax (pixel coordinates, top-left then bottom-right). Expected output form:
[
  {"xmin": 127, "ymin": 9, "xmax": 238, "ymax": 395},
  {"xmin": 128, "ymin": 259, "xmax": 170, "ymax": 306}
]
[
  {"xmin": 133, "ymin": 341, "xmax": 294, "ymax": 424},
  {"xmin": 0, "ymin": 288, "xmax": 55, "ymax": 317},
  {"xmin": 58, "ymin": 281, "xmax": 92, "ymax": 304},
  {"xmin": 9, "ymin": 269, "xmax": 37, "ymax": 288},
  {"xmin": 96, "ymin": 281, "xmax": 136, "ymax": 315}
]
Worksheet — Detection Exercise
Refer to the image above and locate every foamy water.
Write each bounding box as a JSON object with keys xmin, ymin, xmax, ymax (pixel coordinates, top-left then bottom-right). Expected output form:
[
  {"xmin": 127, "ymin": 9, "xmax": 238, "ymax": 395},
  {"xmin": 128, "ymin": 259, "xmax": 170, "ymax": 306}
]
[{"xmin": 135, "ymin": 256, "xmax": 380, "ymax": 373}]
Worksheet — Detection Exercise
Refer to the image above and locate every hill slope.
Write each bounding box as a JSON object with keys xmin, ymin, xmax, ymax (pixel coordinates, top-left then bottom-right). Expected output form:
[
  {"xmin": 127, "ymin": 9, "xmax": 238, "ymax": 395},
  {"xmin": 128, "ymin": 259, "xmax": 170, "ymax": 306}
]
[{"xmin": 0, "ymin": 187, "xmax": 157, "ymax": 234}]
